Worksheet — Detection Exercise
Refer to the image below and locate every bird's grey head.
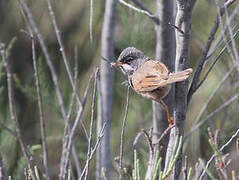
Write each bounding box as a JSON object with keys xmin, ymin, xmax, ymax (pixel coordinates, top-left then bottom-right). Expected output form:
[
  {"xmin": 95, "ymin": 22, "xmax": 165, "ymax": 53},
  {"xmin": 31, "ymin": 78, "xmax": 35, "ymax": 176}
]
[{"xmin": 112, "ymin": 47, "xmax": 147, "ymax": 76}]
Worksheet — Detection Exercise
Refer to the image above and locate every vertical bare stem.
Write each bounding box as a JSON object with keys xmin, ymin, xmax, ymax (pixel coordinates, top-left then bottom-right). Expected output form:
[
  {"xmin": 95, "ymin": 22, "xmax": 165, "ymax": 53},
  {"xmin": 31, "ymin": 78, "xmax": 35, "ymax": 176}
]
[
  {"xmin": 153, "ymin": 0, "xmax": 175, "ymax": 170},
  {"xmin": 96, "ymin": 0, "xmax": 117, "ymax": 179},
  {"xmin": 32, "ymin": 38, "xmax": 50, "ymax": 180},
  {"xmin": 166, "ymin": 0, "xmax": 197, "ymax": 178},
  {"xmin": 84, "ymin": 70, "xmax": 98, "ymax": 180},
  {"xmin": 89, "ymin": 0, "xmax": 93, "ymax": 43},
  {"xmin": 119, "ymin": 86, "xmax": 130, "ymax": 178}
]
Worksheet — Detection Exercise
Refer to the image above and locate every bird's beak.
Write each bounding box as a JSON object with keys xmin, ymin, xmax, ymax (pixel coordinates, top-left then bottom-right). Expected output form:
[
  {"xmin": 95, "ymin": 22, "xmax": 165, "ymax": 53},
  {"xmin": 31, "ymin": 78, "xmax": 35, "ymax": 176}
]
[{"xmin": 110, "ymin": 61, "xmax": 124, "ymax": 67}]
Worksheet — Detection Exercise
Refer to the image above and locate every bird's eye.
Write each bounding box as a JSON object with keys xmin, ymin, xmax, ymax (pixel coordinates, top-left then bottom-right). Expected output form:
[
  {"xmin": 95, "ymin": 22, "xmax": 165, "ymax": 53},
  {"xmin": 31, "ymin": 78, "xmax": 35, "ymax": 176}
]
[{"xmin": 124, "ymin": 56, "xmax": 134, "ymax": 63}]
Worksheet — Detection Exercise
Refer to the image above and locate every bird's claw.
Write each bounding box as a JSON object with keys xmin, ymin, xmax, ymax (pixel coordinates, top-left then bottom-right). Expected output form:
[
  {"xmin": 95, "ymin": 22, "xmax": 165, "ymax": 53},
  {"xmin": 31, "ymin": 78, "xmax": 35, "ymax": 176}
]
[{"xmin": 169, "ymin": 116, "xmax": 174, "ymax": 127}]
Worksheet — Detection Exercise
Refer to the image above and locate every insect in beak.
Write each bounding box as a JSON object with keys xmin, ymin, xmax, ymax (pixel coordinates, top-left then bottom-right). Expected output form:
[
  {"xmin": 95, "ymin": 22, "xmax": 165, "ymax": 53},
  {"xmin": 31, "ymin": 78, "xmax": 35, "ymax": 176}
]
[{"xmin": 111, "ymin": 61, "xmax": 124, "ymax": 67}]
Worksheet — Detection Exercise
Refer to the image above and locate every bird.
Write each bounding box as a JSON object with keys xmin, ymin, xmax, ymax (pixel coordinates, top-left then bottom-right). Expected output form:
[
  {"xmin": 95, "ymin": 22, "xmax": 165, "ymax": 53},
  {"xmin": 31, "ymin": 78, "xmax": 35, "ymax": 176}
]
[{"xmin": 111, "ymin": 47, "xmax": 193, "ymax": 126}]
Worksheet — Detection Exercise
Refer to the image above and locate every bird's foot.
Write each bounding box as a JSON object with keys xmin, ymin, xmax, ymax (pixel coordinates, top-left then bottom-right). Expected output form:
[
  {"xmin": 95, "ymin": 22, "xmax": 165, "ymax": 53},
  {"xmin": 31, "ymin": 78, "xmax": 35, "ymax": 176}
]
[{"xmin": 168, "ymin": 116, "xmax": 174, "ymax": 127}]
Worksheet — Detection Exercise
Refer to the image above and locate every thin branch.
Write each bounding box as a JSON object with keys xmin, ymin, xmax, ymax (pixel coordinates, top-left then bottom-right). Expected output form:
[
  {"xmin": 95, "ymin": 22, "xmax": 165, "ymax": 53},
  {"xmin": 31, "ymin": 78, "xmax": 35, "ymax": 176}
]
[
  {"xmin": 216, "ymin": 0, "xmax": 237, "ymax": 67},
  {"xmin": 187, "ymin": 0, "xmax": 238, "ymax": 104},
  {"xmin": 199, "ymin": 128, "xmax": 239, "ymax": 180},
  {"xmin": 21, "ymin": 9, "xmax": 50, "ymax": 177},
  {"xmin": 130, "ymin": 0, "xmax": 186, "ymax": 34},
  {"xmin": 185, "ymin": 66, "xmax": 236, "ymax": 140},
  {"xmin": 32, "ymin": 37, "xmax": 50, "ymax": 180},
  {"xmin": 224, "ymin": 1, "xmax": 239, "ymax": 68},
  {"xmin": 45, "ymin": 0, "xmax": 83, "ymax": 108},
  {"xmin": 71, "ymin": 147, "xmax": 82, "ymax": 178},
  {"xmin": 207, "ymin": 4, "xmax": 239, "ymax": 61},
  {"xmin": 118, "ymin": 0, "xmax": 156, "ymax": 18},
  {"xmin": 80, "ymin": 121, "xmax": 108, "ymax": 180},
  {"xmin": 15, "ymin": 2, "xmax": 85, "ymax": 179},
  {"xmin": 142, "ymin": 129, "xmax": 154, "ymax": 154},
  {"xmin": 64, "ymin": 48, "xmax": 85, "ymax": 178},
  {"xmin": 119, "ymin": 86, "xmax": 130, "ymax": 173},
  {"xmin": 67, "ymin": 47, "xmax": 89, "ymax": 141},
  {"xmin": 67, "ymin": 46, "xmax": 79, "ymax": 121},
  {"xmin": 0, "ymin": 42, "xmax": 36, "ymax": 179},
  {"xmin": 131, "ymin": 0, "xmax": 160, "ymax": 24},
  {"xmin": 185, "ymin": 93, "xmax": 239, "ymax": 140},
  {"xmin": 220, "ymin": 129, "xmax": 239, "ymax": 151},
  {"xmin": 17, "ymin": 2, "xmax": 51, "ymax": 178},
  {"xmin": 60, "ymin": 68, "xmax": 99, "ymax": 179},
  {"xmin": 44, "ymin": 3, "xmax": 84, "ymax": 163},
  {"xmin": 83, "ymin": 68, "xmax": 98, "ymax": 180},
  {"xmin": 194, "ymin": 27, "xmax": 239, "ymax": 93},
  {"xmin": 133, "ymin": 132, "xmax": 143, "ymax": 148},
  {"xmin": 66, "ymin": 90, "xmax": 76, "ymax": 121},
  {"xmin": 90, "ymin": 0, "xmax": 93, "ymax": 43},
  {"xmin": 153, "ymin": 125, "xmax": 175, "ymax": 145},
  {"xmin": 131, "ymin": 0, "xmax": 153, "ymax": 15},
  {"xmin": 69, "ymin": 47, "xmax": 83, "ymax": 178},
  {"xmin": 17, "ymin": 0, "xmax": 67, "ymax": 121},
  {"xmin": 0, "ymin": 121, "xmax": 17, "ymax": 138}
]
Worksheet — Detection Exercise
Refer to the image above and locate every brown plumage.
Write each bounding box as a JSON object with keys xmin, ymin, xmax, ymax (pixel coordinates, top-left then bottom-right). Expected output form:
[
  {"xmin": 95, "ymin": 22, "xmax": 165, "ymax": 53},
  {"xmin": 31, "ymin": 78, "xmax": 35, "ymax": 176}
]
[{"xmin": 112, "ymin": 47, "xmax": 193, "ymax": 126}]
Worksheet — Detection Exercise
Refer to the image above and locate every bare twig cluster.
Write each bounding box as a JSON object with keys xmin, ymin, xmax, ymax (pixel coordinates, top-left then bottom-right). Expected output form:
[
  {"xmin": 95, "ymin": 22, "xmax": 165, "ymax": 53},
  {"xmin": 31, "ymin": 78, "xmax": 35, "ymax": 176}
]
[
  {"xmin": 0, "ymin": 1, "xmax": 108, "ymax": 180},
  {"xmin": 0, "ymin": 40, "xmax": 38, "ymax": 179},
  {"xmin": 199, "ymin": 128, "xmax": 239, "ymax": 179}
]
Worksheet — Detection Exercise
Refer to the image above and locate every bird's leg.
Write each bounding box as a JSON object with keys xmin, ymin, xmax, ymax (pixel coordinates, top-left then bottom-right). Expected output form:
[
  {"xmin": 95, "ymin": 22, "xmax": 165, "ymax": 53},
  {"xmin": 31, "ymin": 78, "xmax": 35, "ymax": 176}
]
[{"xmin": 159, "ymin": 100, "xmax": 174, "ymax": 126}]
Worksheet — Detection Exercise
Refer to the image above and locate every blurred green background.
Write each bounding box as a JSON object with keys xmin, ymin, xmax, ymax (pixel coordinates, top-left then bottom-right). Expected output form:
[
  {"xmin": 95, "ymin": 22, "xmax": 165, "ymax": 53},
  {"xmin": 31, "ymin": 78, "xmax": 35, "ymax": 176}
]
[{"xmin": 0, "ymin": 0, "xmax": 238, "ymax": 179}]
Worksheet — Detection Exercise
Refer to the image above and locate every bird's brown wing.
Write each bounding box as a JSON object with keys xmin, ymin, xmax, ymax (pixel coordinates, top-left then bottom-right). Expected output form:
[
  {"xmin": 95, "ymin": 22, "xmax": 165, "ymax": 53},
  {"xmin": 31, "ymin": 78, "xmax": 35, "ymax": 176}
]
[{"xmin": 131, "ymin": 60, "xmax": 170, "ymax": 92}]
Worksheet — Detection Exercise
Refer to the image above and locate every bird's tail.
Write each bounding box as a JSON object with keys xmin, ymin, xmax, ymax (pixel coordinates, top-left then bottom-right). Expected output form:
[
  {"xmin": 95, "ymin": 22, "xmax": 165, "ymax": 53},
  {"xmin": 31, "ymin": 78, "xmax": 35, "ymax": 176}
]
[{"xmin": 167, "ymin": 68, "xmax": 193, "ymax": 84}]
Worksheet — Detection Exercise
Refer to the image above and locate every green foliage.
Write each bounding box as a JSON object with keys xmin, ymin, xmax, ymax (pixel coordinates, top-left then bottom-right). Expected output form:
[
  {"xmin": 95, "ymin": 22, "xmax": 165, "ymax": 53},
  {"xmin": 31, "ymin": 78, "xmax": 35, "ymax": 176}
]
[
  {"xmin": 30, "ymin": 144, "xmax": 42, "ymax": 153},
  {"xmin": 102, "ymin": 168, "xmax": 108, "ymax": 180},
  {"xmin": 132, "ymin": 150, "xmax": 140, "ymax": 180},
  {"xmin": 27, "ymin": 166, "xmax": 40, "ymax": 180},
  {"xmin": 152, "ymin": 151, "xmax": 161, "ymax": 180},
  {"xmin": 68, "ymin": 168, "xmax": 72, "ymax": 180},
  {"xmin": 199, "ymin": 158, "xmax": 216, "ymax": 180},
  {"xmin": 131, "ymin": 136, "xmax": 183, "ymax": 180},
  {"xmin": 34, "ymin": 166, "xmax": 40, "ymax": 180},
  {"xmin": 161, "ymin": 136, "xmax": 183, "ymax": 180}
]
